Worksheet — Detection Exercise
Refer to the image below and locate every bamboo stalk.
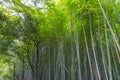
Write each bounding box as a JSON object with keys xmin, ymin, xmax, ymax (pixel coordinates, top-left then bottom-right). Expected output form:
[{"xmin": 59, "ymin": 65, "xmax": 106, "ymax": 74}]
[
  {"xmin": 74, "ymin": 31, "xmax": 82, "ymax": 80},
  {"xmin": 111, "ymin": 43, "xmax": 120, "ymax": 80},
  {"xmin": 97, "ymin": 13, "xmax": 108, "ymax": 80},
  {"xmin": 89, "ymin": 11, "xmax": 101, "ymax": 80},
  {"xmin": 82, "ymin": 16, "xmax": 94, "ymax": 80},
  {"xmin": 98, "ymin": 0, "xmax": 120, "ymax": 53},
  {"xmin": 104, "ymin": 15, "xmax": 112, "ymax": 80}
]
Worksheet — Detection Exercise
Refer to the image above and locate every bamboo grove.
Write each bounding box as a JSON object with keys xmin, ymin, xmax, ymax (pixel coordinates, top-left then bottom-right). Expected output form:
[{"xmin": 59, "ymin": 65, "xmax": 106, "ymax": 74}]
[{"xmin": 0, "ymin": 0, "xmax": 120, "ymax": 80}]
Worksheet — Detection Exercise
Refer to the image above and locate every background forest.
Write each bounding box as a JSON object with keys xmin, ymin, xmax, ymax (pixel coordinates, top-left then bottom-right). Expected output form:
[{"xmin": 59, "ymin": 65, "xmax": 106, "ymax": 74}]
[{"xmin": 0, "ymin": 0, "xmax": 120, "ymax": 80}]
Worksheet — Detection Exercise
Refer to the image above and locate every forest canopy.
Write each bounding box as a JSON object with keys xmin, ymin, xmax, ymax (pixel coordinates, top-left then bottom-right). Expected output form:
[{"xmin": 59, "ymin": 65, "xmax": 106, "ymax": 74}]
[{"xmin": 0, "ymin": 0, "xmax": 120, "ymax": 80}]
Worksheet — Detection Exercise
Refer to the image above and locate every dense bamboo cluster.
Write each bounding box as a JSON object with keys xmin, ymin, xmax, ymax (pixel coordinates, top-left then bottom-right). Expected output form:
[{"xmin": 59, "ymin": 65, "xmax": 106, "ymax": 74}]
[{"xmin": 0, "ymin": 0, "xmax": 120, "ymax": 80}]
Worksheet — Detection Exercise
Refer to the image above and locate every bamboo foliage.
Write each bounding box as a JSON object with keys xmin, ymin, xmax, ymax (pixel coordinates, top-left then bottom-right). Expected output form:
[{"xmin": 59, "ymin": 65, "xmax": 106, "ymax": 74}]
[{"xmin": 0, "ymin": 0, "xmax": 120, "ymax": 80}]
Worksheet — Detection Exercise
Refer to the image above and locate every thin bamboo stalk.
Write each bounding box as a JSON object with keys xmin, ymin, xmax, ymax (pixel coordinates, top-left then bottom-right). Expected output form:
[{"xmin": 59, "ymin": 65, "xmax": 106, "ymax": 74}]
[
  {"xmin": 111, "ymin": 42, "xmax": 120, "ymax": 80},
  {"xmin": 74, "ymin": 31, "xmax": 82, "ymax": 80},
  {"xmin": 98, "ymin": 0, "xmax": 120, "ymax": 53},
  {"xmin": 89, "ymin": 11, "xmax": 101, "ymax": 80},
  {"xmin": 97, "ymin": 13, "xmax": 108, "ymax": 80},
  {"xmin": 104, "ymin": 16, "xmax": 112, "ymax": 80},
  {"xmin": 82, "ymin": 16, "xmax": 94, "ymax": 80},
  {"xmin": 70, "ymin": 12, "xmax": 75, "ymax": 80}
]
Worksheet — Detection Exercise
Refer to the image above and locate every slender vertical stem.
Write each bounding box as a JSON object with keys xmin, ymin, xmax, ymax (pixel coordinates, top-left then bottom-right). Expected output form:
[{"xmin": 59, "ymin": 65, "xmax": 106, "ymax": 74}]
[
  {"xmin": 105, "ymin": 17, "xmax": 112, "ymax": 80},
  {"xmin": 48, "ymin": 48, "xmax": 51, "ymax": 80},
  {"xmin": 70, "ymin": 12, "xmax": 75, "ymax": 80},
  {"xmin": 59, "ymin": 41, "xmax": 65, "ymax": 80},
  {"xmin": 111, "ymin": 42, "xmax": 120, "ymax": 80},
  {"xmin": 97, "ymin": 13, "xmax": 108, "ymax": 80},
  {"xmin": 82, "ymin": 16, "xmax": 94, "ymax": 80},
  {"xmin": 74, "ymin": 30, "xmax": 82, "ymax": 80},
  {"xmin": 89, "ymin": 12, "xmax": 101, "ymax": 80}
]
